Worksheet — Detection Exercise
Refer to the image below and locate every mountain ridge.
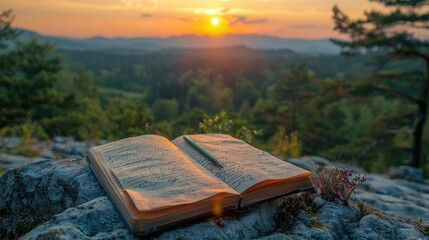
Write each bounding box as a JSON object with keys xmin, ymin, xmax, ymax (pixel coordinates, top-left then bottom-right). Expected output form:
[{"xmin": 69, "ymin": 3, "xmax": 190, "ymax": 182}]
[{"xmin": 17, "ymin": 29, "xmax": 341, "ymax": 54}]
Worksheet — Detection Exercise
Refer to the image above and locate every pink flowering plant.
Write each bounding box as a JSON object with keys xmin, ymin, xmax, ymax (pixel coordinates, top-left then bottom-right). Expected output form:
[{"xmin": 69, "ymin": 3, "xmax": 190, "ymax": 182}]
[{"xmin": 311, "ymin": 168, "xmax": 366, "ymax": 206}]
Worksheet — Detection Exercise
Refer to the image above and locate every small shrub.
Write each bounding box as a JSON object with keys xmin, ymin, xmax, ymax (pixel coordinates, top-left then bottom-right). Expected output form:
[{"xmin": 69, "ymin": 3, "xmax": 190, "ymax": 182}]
[
  {"xmin": 269, "ymin": 126, "xmax": 302, "ymax": 157},
  {"xmin": 199, "ymin": 111, "xmax": 260, "ymax": 143},
  {"xmin": 276, "ymin": 192, "xmax": 318, "ymax": 230},
  {"xmin": 311, "ymin": 168, "xmax": 366, "ymax": 206}
]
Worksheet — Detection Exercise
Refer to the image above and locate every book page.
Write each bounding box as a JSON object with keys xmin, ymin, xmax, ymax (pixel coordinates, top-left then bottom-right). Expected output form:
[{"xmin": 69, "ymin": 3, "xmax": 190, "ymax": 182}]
[
  {"xmin": 90, "ymin": 135, "xmax": 238, "ymax": 212},
  {"xmin": 173, "ymin": 134, "xmax": 310, "ymax": 193}
]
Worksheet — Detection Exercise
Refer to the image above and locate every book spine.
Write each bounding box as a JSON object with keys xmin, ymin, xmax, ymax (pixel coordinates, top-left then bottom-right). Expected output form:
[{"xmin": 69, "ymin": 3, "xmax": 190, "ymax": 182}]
[{"xmin": 236, "ymin": 196, "xmax": 243, "ymax": 209}]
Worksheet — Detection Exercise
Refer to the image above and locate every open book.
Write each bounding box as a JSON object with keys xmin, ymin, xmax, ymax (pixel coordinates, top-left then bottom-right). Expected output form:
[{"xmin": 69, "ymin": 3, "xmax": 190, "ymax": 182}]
[{"xmin": 87, "ymin": 134, "xmax": 312, "ymax": 235}]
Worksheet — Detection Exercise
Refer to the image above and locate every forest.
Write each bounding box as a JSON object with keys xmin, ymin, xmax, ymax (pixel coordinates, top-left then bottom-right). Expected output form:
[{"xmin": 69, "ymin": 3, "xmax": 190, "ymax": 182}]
[{"xmin": 1, "ymin": 2, "xmax": 428, "ymax": 176}]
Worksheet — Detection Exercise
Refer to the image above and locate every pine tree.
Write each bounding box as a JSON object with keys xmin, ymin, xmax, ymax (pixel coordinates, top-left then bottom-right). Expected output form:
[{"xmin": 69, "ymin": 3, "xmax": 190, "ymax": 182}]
[
  {"xmin": 274, "ymin": 63, "xmax": 314, "ymax": 131},
  {"xmin": 0, "ymin": 10, "xmax": 63, "ymax": 130},
  {"xmin": 332, "ymin": 0, "xmax": 429, "ymax": 168}
]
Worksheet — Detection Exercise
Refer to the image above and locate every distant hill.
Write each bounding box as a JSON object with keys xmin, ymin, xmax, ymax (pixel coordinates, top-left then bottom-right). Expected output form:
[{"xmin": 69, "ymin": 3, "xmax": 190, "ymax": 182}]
[{"xmin": 18, "ymin": 29, "xmax": 341, "ymax": 54}]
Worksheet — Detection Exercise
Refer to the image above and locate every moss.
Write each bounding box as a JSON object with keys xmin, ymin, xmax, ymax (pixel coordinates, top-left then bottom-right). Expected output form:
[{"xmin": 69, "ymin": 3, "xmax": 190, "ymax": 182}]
[
  {"xmin": 355, "ymin": 201, "xmax": 379, "ymax": 219},
  {"xmin": 307, "ymin": 219, "xmax": 324, "ymax": 229},
  {"xmin": 54, "ymin": 152, "xmax": 68, "ymax": 160},
  {"xmin": 308, "ymin": 211, "xmax": 318, "ymax": 218},
  {"xmin": 354, "ymin": 201, "xmax": 429, "ymax": 236},
  {"xmin": 13, "ymin": 168, "xmax": 22, "ymax": 183},
  {"xmin": 14, "ymin": 221, "xmax": 37, "ymax": 237},
  {"xmin": 276, "ymin": 191, "xmax": 319, "ymax": 231},
  {"xmin": 0, "ymin": 210, "xmax": 46, "ymax": 239}
]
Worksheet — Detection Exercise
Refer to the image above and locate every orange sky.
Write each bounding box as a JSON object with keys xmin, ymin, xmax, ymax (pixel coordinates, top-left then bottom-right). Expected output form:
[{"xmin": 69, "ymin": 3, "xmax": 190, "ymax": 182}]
[{"xmin": 0, "ymin": 0, "xmax": 383, "ymax": 38}]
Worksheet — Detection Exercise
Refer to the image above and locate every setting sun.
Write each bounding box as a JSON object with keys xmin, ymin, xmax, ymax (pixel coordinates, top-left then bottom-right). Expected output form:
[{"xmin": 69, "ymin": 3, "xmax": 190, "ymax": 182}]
[{"xmin": 211, "ymin": 17, "xmax": 220, "ymax": 26}]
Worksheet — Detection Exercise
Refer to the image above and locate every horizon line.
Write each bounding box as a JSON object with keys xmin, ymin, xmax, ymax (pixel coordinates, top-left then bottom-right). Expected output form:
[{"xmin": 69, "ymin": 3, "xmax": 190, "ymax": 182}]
[{"xmin": 18, "ymin": 27, "xmax": 347, "ymax": 41}]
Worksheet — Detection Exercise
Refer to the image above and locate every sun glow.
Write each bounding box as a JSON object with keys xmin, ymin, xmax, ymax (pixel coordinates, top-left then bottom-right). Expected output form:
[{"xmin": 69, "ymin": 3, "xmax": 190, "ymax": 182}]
[{"xmin": 211, "ymin": 17, "xmax": 220, "ymax": 26}]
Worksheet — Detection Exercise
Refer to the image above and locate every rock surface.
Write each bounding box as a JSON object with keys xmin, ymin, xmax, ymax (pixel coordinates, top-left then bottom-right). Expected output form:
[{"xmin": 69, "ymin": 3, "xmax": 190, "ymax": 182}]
[
  {"xmin": 0, "ymin": 154, "xmax": 47, "ymax": 169},
  {"xmin": 0, "ymin": 156, "xmax": 428, "ymax": 239},
  {"xmin": 288, "ymin": 156, "xmax": 429, "ymax": 221},
  {"xmin": 0, "ymin": 157, "xmax": 104, "ymax": 216},
  {"xmin": 22, "ymin": 195, "xmax": 428, "ymax": 240},
  {"xmin": 387, "ymin": 165, "xmax": 426, "ymax": 183},
  {"xmin": 0, "ymin": 157, "xmax": 105, "ymax": 239},
  {"xmin": 0, "ymin": 136, "xmax": 103, "ymax": 169}
]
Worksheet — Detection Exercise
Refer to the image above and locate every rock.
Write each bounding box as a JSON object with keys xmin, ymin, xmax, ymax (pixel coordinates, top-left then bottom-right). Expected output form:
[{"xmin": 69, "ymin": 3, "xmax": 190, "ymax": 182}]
[
  {"xmin": 22, "ymin": 195, "xmax": 428, "ymax": 240},
  {"xmin": 40, "ymin": 150, "xmax": 55, "ymax": 160},
  {"xmin": 0, "ymin": 157, "xmax": 105, "ymax": 236},
  {"xmin": 387, "ymin": 165, "xmax": 425, "ymax": 183},
  {"xmin": 0, "ymin": 137, "xmax": 22, "ymax": 150},
  {"xmin": 2, "ymin": 156, "xmax": 428, "ymax": 239},
  {"xmin": 0, "ymin": 154, "xmax": 47, "ymax": 169},
  {"xmin": 51, "ymin": 143, "xmax": 70, "ymax": 154},
  {"xmin": 23, "ymin": 196, "xmax": 283, "ymax": 240},
  {"xmin": 355, "ymin": 174, "xmax": 429, "ymax": 220},
  {"xmin": 22, "ymin": 197, "xmax": 132, "ymax": 240},
  {"xmin": 286, "ymin": 156, "xmax": 429, "ymax": 221},
  {"xmin": 68, "ymin": 141, "xmax": 92, "ymax": 156},
  {"xmin": 285, "ymin": 156, "xmax": 331, "ymax": 171},
  {"xmin": 52, "ymin": 136, "xmax": 74, "ymax": 144},
  {"xmin": 51, "ymin": 140, "xmax": 95, "ymax": 157},
  {"xmin": 354, "ymin": 214, "xmax": 395, "ymax": 239},
  {"xmin": 285, "ymin": 156, "xmax": 366, "ymax": 174},
  {"xmin": 254, "ymin": 233, "xmax": 291, "ymax": 240}
]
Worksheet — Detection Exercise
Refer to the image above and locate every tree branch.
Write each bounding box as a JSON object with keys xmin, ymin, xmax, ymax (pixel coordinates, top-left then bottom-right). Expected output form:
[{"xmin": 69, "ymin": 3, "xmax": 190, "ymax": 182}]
[{"xmin": 372, "ymin": 84, "xmax": 420, "ymax": 103}]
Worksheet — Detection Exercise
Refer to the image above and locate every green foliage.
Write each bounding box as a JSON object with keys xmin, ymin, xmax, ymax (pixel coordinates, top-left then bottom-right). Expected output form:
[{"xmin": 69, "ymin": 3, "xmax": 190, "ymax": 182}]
[
  {"xmin": 182, "ymin": 70, "xmax": 234, "ymax": 112},
  {"xmin": 0, "ymin": 39, "xmax": 62, "ymax": 128},
  {"xmin": 152, "ymin": 99, "xmax": 179, "ymax": 121},
  {"xmin": 238, "ymin": 100, "xmax": 253, "ymax": 120},
  {"xmin": 0, "ymin": 9, "xmax": 64, "ymax": 141},
  {"xmin": 105, "ymin": 99, "xmax": 154, "ymax": 140},
  {"xmin": 332, "ymin": 0, "xmax": 429, "ymax": 168},
  {"xmin": 199, "ymin": 111, "xmax": 260, "ymax": 143},
  {"xmin": 0, "ymin": 121, "xmax": 49, "ymax": 140},
  {"xmin": 274, "ymin": 63, "xmax": 315, "ymax": 131},
  {"xmin": 1, "ymin": 8, "xmax": 429, "ymax": 177},
  {"xmin": 0, "ymin": 10, "xmax": 18, "ymax": 49},
  {"xmin": 268, "ymin": 126, "xmax": 301, "ymax": 158}
]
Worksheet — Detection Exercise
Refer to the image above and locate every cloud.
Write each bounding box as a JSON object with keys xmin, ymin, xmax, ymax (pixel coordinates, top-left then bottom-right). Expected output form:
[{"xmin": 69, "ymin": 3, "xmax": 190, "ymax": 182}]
[
  {"xmin": 180, "ymin": 7, "xmax": 255, "ymax": 15},
  {"xmin": 141, "ymin": 13, "xmax": 152, "ymax": 18},
  {"xmin": 288, "ymin": 24, "xmax": 328, "ymax": 29},
  {"xmin": 140, "ymin": 13, "xmax": 193, "ymax": 22},
  {"xmin": 67, "ymin": 0, "xmax": 120, "ymax": 6},
  {"xmin": 66, "ymin": 0, "xmax": 155, "ymax": 9},
  {"xmin": 229, "ymin": 16, "xmax": 268, "ymax": 26},
  {"xmin": 173, "ymin": 16, "xmax": 193, "ymax": 22}
]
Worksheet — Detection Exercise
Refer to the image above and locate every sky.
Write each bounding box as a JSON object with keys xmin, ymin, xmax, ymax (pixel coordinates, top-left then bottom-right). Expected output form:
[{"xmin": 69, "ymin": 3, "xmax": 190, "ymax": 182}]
[{"xmin": 1, "ymin": 0, "xmax": 382, "ymax": 38}]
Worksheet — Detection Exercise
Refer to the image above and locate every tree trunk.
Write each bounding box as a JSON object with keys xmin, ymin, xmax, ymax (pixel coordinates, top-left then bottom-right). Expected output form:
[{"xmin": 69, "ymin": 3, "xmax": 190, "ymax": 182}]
[
  {"xmin": 410, "ymin": 101, "xmax": 427, "ymax": 167},
  {"xmin": 410, "ymin": 59, "xmax": 429, "ymax": 168},
  {"xmin": 291, "ymin": 100, "xmax": 297, "ymax": 131}
]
